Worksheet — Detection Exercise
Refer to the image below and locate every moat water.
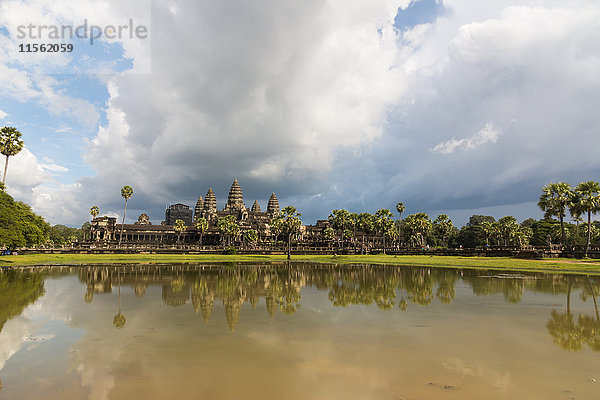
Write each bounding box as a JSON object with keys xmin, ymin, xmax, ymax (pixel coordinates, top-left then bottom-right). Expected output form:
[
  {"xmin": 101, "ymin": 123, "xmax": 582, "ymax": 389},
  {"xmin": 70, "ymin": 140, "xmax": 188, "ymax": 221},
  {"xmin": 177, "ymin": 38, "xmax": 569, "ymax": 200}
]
[{"xmin": 0, "ymin": 263, "xmax": 599, "ymax": 400}]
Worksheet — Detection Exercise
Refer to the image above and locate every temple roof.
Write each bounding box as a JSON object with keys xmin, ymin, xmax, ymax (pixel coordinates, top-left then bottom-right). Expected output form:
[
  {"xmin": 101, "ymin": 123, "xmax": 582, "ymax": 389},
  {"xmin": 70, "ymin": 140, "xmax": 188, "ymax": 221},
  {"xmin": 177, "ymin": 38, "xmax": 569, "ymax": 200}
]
[
  {"xmin": 267, "ymin": 192, "xmax": 280, "ymax": 215},
  {"xmin": 226, "ymin": 178, "xmax": 244, "ymax": 210},
  {"xmin": 203, "ymin": 188, "xmax": 217, "ymax": 212},
  {"xmin": 251, "ymin": 200, "xmax": 261, "ymax": 213},
  {"xmin": 194, "ymin": 196, "xmax": 203, "ymax": 217}
]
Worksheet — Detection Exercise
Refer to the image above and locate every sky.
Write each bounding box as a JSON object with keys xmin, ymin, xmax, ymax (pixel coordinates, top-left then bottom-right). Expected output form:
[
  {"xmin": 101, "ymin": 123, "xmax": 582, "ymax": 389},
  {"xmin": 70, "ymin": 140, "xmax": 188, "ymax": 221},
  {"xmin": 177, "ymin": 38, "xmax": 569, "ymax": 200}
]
[{"xmin": 1, "ymin": 0, "xmax": 600, "ymax": 227}]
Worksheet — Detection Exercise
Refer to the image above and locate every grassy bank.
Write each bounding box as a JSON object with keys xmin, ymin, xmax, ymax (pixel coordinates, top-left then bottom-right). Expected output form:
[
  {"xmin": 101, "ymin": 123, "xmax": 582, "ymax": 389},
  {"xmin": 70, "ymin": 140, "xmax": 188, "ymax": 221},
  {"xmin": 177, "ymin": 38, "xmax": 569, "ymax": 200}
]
[{"xmin": 2, "ymin": 253, "xmax": 600, "ymax": 274}]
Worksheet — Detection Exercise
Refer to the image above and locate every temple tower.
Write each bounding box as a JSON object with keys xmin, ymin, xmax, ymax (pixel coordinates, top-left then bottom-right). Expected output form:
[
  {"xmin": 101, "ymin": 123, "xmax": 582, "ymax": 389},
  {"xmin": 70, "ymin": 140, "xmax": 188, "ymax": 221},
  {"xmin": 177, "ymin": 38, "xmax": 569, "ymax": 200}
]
[
  {"xmin": 251, "ymin": 200, "xmax": 261, "ymax": 213},
  {"xmin": 224, "ymin": 178, "xmax": 246, "ymax": 212},
  {"xmin": 267, "ymin": 193, "xmax": 280, "ymax": 216},
  {"xmin": 202, "ymin": 188, "xmax": 217, "ymax": 220},
  {"xmin": 194, "ymin": 196, "xmax": 203, "ymax": 220}
]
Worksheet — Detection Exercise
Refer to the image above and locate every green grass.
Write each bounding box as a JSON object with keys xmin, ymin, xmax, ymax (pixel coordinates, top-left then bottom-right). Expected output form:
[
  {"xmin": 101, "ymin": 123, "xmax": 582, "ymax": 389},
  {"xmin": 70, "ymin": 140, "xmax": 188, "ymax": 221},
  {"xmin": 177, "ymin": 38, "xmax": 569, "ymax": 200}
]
[{"xmin": 2, "ymin": 253, "xmax": 600, "ymax": 274}]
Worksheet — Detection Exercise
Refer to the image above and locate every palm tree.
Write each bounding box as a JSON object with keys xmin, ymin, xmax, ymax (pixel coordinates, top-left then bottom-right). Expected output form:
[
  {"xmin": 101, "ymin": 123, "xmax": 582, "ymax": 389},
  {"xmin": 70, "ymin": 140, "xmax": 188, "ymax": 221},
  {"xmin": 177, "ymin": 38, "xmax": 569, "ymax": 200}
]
[
  {"xmin": 328, "ymin": 209, "xmax": 350, "ymax": 247},
  {"xmin": 356, "ymin": 213, "xmax": 373, "ymax": 254},
  {"xmin": 571, "ymin": 181, "xmax": 600, "ymax": 257},
  {"xmin": 396, "ymin": 202, "xmax": 405, "ymax": 244},
  {"xmin": 281, "ymin": 206, "xmax": 302, "ymax": 260},
  {"xmin": 174, "ymin": 219, "xmax": 186, "ymax": 244},
  {"xmin": 323, "ymin": 227, "xmax": 335, "ymax": 249},
  {"xmin": 195, "ymin": 217, "xmax": 209, "ymax": 246},
  {"xmin": 538, "ymin": 182, "xmax": 573, "ymax": 245},
  {"xmin": 118, "ymin": 185, "xmax": 134, "ymax": 246},
  {"xmin": 89, "ymin": 206, "xmax": 99, "ymax": 241},
  {"xmin": 498, "ymin": 216, "xmax": 519, "ymax": 246},
  {"xmin": 403, "ymin": 213, "xmax": 432, "ymax": 247},
  {"xmin": 433, "ymin": 214, "xmax": 453, "ymax": 248},
  {"xmin": 0, "ymin": 126, "xmax": 25, "ymax": 185},
  {"xmin": 481, "ymin": 221, "xmax": 493, "ymax": 245},
  {"xmin": 374, "ymin": 209, "xmax": 394, "ymax": 254}
]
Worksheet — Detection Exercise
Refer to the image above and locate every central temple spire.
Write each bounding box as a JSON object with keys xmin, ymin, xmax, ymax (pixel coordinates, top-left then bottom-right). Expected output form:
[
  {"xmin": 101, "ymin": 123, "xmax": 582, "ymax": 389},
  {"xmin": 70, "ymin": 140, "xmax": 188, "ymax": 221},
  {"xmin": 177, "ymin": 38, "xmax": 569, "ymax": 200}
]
[{"xmin": 225, "ymin": 178, "xmax": 245, "ymax": 211}]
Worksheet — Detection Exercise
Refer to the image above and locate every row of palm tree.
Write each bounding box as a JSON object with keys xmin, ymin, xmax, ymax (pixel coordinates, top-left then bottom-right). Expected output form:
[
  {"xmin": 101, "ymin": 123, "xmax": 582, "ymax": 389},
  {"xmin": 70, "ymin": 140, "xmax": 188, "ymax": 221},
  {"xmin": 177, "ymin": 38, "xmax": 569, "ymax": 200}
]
[{"xmin": 538, "ymin": 181, "xmax": 600, "ymax": 256}]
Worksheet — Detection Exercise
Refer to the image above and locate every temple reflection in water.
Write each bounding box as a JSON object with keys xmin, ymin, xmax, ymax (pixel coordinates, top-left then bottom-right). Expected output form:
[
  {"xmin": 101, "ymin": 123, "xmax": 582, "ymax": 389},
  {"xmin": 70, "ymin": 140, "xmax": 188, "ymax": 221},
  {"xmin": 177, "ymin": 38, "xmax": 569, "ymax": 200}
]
[{"xmin": 70, "ymin": 263, "xmax": 600, "ymax": 345}]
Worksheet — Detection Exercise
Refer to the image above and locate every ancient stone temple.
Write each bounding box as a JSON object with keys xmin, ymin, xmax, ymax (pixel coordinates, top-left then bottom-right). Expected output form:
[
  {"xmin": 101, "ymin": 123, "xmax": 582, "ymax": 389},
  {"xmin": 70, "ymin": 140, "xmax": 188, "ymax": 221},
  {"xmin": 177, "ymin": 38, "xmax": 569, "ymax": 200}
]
[
  {"xmin": 89, "ymin": 179, "xmax": 293, "ymax": 246},
  {"xmin": 134, "ymin": 214, "xmax": 152, "ymax": 225},
  {"xmin": 201, "ymin": 188, "xmax": 218, "ymax": 221},
  {"xmin": 165, "ymin": 203, "xmax": 193, "ymax": 226},
  {"xmin": 267, "ymin": 193, "xmax": 280, "ymax": 216},
  {"xmin": 194, "ymin": 197, "xmax": 203, "ymax": 220},
  {"xmin": 224, "ymin": 179, "xmax": 245, "ymax": 212}
]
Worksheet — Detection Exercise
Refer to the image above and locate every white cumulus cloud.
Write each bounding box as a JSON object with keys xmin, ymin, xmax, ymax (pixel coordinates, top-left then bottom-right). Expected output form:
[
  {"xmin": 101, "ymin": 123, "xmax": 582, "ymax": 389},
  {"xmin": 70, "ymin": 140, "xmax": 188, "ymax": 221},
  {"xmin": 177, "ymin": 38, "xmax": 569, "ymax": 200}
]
[{"xmin": 430, "ymin": 123, "xmax": 501, "ymax": 154}]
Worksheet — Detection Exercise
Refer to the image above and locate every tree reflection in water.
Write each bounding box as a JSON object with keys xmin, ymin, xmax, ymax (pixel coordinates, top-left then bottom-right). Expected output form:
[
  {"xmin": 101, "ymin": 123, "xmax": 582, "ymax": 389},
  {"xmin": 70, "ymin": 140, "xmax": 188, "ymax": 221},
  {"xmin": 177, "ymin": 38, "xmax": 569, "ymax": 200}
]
[
  {"xmin": 112, "ymin": 267, "xmax": 126, "ymax": 329},
  {"xmin": 546, "ymin": 275, "xmax": 600, "ymax": 352},
  {"xmin": 0, "ymin": 269, "xmax": 45, "ymax": 333},
  {"xmin": 74, "ymin": 263, "xmax": 600, "ymax": 349}
]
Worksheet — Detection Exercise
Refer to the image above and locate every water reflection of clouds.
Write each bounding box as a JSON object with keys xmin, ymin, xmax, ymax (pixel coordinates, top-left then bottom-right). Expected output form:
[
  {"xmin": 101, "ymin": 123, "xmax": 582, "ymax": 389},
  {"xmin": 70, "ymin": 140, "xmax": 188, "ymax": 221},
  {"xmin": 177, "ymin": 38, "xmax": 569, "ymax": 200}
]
[
  {"xmin": 3, "ymin": 265, "xmax": 600, "ymax": 399},
  {"xmin": 0, "ymin": 316, "xmax": 33, "ymax": 371},
  {"xmin": 442, "ymin": 358, "xmax": 512, "ymax": 390}
]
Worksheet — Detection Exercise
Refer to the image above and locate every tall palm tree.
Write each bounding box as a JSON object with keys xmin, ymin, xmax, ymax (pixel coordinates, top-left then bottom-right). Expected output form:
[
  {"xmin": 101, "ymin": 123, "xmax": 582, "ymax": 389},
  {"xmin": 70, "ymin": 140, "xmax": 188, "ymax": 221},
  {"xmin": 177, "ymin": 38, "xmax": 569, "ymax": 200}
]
[
  {"xmin": 195, "ymin": 217, "xmax": 209, "ymax": 246},
  {"xmin": 538, "ymin": 182, "xmax": 573, "ymax": 245},
  {"xmin": 433, "ymin": 214, "xmax": 454, "ymax": 248},
  {"xmin": 89, "ymin": 206, "xmax": 99, "ymax": 241},
  {"xmin": 374, "ymin": 209, "xmax": 394, "ymax": 254},
  {"xmin": 357, "ymin": 212, "xmax": 373, "ymax": 254},
  {"xmin": 118, "ymin": 185, "xmax": 134, "ymax": 246},
  {"xmin": 571, "ymin": 181, "xmax": 600, "ymax": 257},
  {"xmin": 0, "ymin": 126, "xmax": 25, "ymax": 185},
  {"xmin": 281, "ymin": 206, "xmax": 302, "ymax": 260},
  {"xmin": 396, "ymin": 202, "xmax": 405, "ymax": 244}
]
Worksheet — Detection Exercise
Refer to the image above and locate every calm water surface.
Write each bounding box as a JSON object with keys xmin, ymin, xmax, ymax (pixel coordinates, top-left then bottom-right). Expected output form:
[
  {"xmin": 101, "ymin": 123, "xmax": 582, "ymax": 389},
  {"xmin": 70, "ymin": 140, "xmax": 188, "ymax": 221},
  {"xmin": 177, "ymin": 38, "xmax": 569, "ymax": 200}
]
[{"xmin": 0, "ymin": 263, "xmax": 599, "ymax": 400}]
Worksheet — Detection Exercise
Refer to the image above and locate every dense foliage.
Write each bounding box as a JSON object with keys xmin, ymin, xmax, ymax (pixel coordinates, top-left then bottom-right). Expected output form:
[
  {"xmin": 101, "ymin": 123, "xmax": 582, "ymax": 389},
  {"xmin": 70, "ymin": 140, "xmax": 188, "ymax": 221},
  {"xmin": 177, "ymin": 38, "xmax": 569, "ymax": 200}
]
[
  {"xmin": 47, "ymin": 224, "xmax": 85, "ymax": 246},
  {"xmin": 0, "ymin": 189, "xmax": 50, "ymax": 249}
]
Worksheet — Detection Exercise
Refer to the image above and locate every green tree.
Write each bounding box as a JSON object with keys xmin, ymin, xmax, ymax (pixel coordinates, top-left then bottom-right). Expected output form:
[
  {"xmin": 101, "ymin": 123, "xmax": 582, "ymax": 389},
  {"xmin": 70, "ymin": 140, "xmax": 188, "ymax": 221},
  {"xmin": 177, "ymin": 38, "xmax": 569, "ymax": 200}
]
[
  {"xmin": 396, "ymin": 202, "xmax": 406, "ymax": 244},
  {"xmin": 516, "ymin": 226, "xmax": 534, "ymax": 246},
  {"xmin": 0, "ymin": 190, "xmax": 49, "ymax": 249},
  {"xmin": 374, "ymin": 209, "xmax": 394, "ymax": 253},
  {"xmin": 538, "ymin": 182, "xmax": 573, "ymax": 245},
  {"xmin": 498, "ymin": 216, "xmax": 520, "ymax": 245},
  {"xmin": 571, "ymin": 181, "xmax": 600, "ymax": 257},
  {"xmin": 403, "ymin": 212, "xmax": 432, "ymax": 248},
  {"xmin": 244, "ymin": 229, "xmax": 259, "ymax": 247},
  {"xmin": 0, "ymin": 126, "xmax": 25, "ymax": 185},
  {"xmin": 323, "ymin": 227, "xmax": 335, "ymax": 249},
  {"xmin": 270, "ymin": 216, "xmax": 283, "ymax": 243},
  {"xmin": 467, "ymin": 215, "xmax": 496, "ymax": 227},
  {"xmin": 174, "ymin": 219, "xmax": 186, "ymax": 243},
  {"xmin": 47, "ymin": 225, "xmax": 83, "ymax": 247},
  {"xmin": 433, "ymin": 214, "xmax": 454, "ymax": 248},
  {"xmin": 217, "ymin": 215, "xmax": 240, "ymax": 246},
  {"xmin": 195, "ymin": 217, "xmax": 209, "ymax": 245},
  {"xmin": 357, "ymin": 212, "xmax": 375, "ymax": 254},
  {"xmin": 328, "ymin": 209, "xmax": 351, "ymax": 245},
  {"xmin": 280, "ymin": 206, "xmax": 302, "ymax": 260},
  {"xmin": 118, "ymin": 185, "xmax": 133, "ymax": 246}
]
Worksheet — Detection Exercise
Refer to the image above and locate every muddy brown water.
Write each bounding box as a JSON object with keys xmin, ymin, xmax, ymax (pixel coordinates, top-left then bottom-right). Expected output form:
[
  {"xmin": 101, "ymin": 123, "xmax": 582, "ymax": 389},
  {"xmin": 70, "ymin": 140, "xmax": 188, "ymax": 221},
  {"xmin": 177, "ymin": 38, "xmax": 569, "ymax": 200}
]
[{"xmin": 0, "ymin": 263, "xmax": 598, "ymax": 399}]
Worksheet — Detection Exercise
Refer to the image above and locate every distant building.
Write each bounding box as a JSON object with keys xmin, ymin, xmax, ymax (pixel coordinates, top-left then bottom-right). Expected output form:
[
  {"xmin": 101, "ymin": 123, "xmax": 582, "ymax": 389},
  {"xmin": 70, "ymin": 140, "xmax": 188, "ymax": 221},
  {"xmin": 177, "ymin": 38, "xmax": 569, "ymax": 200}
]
[
  {"xmin": 165, "ymin": 203, "xmax": 193, "ymax": 226},
  {"xmin": 88, "ymin": 179, "xmax": 293, "ymax": 245}
]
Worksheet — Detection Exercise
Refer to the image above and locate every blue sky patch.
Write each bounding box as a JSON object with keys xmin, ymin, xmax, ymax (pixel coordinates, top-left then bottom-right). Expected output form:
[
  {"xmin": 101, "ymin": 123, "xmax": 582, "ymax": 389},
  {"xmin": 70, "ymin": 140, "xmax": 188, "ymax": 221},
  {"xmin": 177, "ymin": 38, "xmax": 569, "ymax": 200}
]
[{"xmin": 394, "ymin": 0, "xmax": 445, "ymax": 31}]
